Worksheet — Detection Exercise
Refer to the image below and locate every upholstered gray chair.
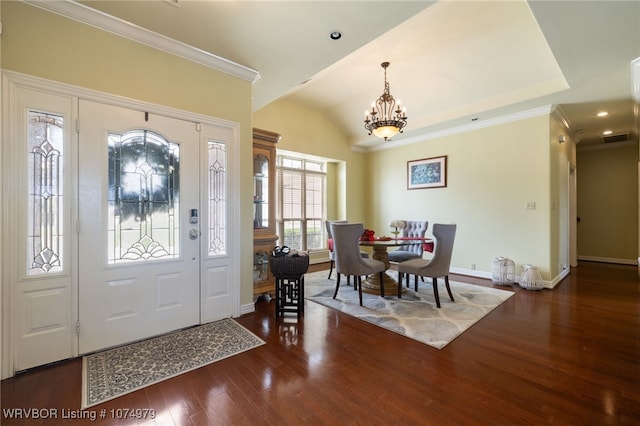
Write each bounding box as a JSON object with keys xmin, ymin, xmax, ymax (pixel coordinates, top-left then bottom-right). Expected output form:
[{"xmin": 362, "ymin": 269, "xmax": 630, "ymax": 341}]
[
  {"xmin": 326, "ymin": 220, "xmax": 368, "ymax": 279},
  {"xmin": 388, "ymin": 220, "xmax": 429, "ymax": 263},
  {"xmin": 326, "ymin": 220, "xmax": 346, "ymax": 279},
  {"xmin": 397, "ymin": 223, "xmax": 457, "ymax": 308},
  {"xmin": 330, "ymin": 222, "xmax": 386, "ymax": 306}
]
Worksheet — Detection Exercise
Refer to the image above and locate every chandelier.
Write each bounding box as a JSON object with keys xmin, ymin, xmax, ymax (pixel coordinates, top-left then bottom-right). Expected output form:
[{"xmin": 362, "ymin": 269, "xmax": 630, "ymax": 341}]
[{"xmin": 364, "ymin": 62, "xmax": 408, "ymax": 141}]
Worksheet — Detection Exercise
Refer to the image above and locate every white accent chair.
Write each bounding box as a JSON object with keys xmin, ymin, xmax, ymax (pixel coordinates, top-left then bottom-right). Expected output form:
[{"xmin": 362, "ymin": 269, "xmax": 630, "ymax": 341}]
[
  {"xmin": 330, "ymin": 222, "xmax": 385, "ymax": 306},
  {"xmin": 397, "ymin": 223, "xmax": 457, "ymax": 308}
]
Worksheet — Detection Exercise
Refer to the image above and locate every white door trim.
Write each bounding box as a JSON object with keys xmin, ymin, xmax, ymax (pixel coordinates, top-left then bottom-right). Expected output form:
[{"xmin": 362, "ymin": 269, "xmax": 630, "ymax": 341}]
[{"xmin": 1, "ymin": 70, "xmax": 241, "ymax": 378}]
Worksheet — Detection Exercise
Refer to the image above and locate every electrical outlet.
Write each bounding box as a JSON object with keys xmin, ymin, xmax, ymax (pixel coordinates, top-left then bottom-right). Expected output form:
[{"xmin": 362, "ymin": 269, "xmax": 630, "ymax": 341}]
[
  {"xmin": 471, "ymin": 263, "xmax": 476, "ymax": 270},
  {"xmin": 526, "ymin": 201, "xmax": 536, "ymax": 210}
]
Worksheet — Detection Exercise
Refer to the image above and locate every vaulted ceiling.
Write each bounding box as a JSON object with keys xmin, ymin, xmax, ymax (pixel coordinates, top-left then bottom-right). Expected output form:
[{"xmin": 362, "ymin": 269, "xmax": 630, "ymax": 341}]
[{"xmin": 65, "ymin": 1, "xmax": 640, "ymax": 149}]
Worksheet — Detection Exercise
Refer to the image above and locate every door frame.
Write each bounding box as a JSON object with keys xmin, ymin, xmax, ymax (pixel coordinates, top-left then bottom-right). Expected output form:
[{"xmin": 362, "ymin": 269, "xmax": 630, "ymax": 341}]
[
  {"xmin": 1, "ymin": 71, "xmax": 241, "ymax": 378},
  {"xmin": 569, "ymin": 163, "xmax": 577, "ymax": 268}
]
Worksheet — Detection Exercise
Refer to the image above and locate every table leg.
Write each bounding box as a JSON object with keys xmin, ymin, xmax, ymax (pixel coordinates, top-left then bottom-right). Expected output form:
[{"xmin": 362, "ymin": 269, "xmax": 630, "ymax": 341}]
[{"xmin": 361, "ymin": 245, "xmax": 402, "ymax": 295}]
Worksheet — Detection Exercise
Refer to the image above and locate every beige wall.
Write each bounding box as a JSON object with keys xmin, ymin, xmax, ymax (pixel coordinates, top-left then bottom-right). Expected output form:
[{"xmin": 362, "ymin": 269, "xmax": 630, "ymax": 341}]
[
  {"xmin": 1, "ymin": 2, "xmax": 256, "ymax": 305},
  {"xmin": 366, "ymin": 115, "xmax": 556, "ymax": 279},
  {"xmin": 577, "ymin": 143, "xmax": 639, "ymax": 262},
  {"xmin": 253, "ymin": 98, "xmax": 368, "ymax": 223},
  {"xmin": 2, "ymin": 2, "xmax": 250, "ymax": 121}
]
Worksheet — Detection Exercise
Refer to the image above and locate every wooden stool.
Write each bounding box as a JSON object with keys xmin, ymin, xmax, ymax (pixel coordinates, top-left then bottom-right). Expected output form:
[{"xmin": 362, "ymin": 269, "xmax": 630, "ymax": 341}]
[{"xmin": 274, "ymin": 274, "xmax": 305, "ymax": 318}]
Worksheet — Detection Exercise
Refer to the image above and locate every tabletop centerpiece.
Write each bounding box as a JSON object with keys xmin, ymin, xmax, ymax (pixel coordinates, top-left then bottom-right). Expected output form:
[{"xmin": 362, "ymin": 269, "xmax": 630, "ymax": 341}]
[
  {"xmin": 389, "ymin": 220, "xmax": 405, "ymax": 238},
  {"xmin": 360, "ymin": 228, "xmax": 376, "ymax": 241}
]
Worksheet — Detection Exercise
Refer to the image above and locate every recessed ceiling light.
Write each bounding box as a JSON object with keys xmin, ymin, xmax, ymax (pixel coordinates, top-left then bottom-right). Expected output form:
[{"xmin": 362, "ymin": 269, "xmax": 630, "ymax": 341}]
[
  {"xmin": 603, "ymin": 130, "xmax": 613, "ymax": 135},
  {"xmin": 329, "ymin": 31, "xmax": 342, "ymax": 41},
  {"xmin": 596, "ymin": 111, "xmax": 609, "ymax": 117}
]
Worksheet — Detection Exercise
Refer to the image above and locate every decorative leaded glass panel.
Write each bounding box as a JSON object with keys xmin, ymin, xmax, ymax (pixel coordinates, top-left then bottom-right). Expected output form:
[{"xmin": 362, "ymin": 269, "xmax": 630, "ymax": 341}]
[
  {"xmin": 107, "ymin": 130, "xmax": 180, "ymax": 264},
  {"xmin": 253, "ymin": 154, "xmax": 269, "ymax": 229},
  {"xmin": 208, "ymin": 141, "xmax": 227, "ymax": 256},
  {"xmin": 27, "ymin": 111, "xmax": 64, "ymax": 275}
]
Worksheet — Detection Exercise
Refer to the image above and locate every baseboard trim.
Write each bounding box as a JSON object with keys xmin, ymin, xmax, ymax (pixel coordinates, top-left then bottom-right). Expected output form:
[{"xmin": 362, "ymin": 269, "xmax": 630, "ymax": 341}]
[
  {"xmin": 450, "ymin": 267, "xmax": 492, "ymax": 280},
  {"xmin": 239, "ymin": 303, "xmax": 255, "ymax": 316},
  {"xmin": 547, "ymin": 267, "xmax": 570, "ymax": 289},
  {"xmin": 577, "ymin": 255, "xmax": 637, "ymax": 265},
  {"xmin": 451, "ymin": 266, "xmax": 568, "ymax": 290}
]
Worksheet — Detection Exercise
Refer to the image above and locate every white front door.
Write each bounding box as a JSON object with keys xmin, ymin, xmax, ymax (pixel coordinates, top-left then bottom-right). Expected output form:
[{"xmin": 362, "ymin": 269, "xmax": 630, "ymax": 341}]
[
  {"xmin": 5, "ymin": 79, "xmax": 237, "ymax": 375},
  {"xmin": 78, "ymin": 100, "xmax": 202, "ymax": 354}
]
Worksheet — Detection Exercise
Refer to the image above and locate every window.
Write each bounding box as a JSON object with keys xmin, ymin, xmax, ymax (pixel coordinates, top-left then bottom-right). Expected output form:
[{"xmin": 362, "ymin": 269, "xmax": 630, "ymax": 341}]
[
  {"xmin": 107, "ymin": 130, "xmax": 180, "ymax": 264},
  {"xmin": 207, "ymin": 140, "xmax": 228, "ymax": 256},
  {"xmin": 276, "ymin": 155, "xmax": 326, "ymax": 251},
  {"xmin": 27, "ymin": 111, "xmax": 64, "ymax": 274}
]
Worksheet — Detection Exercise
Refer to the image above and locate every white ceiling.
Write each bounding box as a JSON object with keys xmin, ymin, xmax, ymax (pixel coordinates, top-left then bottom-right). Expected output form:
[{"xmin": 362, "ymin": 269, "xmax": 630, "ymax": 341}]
[{"xmin": 71, "ymin": 0, "xmax": 640, "ymax": 149}]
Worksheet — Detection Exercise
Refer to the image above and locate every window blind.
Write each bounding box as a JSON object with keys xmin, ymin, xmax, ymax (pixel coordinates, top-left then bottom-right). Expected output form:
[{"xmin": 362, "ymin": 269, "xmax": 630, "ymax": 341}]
[{"xmin": 276, "ymin": 155, "xmax": 326, "ymax": 251}]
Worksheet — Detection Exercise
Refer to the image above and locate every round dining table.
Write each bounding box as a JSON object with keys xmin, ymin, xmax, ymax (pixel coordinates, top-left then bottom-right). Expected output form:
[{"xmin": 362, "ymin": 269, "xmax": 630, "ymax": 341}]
[{"xmin": 358, "ymin": 237, "xmax": 432, "ymax": 295}]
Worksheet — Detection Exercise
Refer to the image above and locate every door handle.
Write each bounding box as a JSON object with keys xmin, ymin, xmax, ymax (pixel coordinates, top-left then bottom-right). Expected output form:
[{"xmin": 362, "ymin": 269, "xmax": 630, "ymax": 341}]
[{"xmin": 189, "ymin": 229, "xmax": 199, "ymax": 240}]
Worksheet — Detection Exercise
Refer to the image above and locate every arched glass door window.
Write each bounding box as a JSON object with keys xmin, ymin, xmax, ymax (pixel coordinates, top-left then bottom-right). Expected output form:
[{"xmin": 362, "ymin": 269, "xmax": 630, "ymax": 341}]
[{"xmin": 107, "ymin": 129, "xmax": 180, "ymax": 264}]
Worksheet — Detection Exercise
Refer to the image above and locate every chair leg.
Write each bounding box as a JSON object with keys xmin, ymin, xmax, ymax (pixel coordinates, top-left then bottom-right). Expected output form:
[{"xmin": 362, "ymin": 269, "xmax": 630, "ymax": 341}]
[
  {"xmin": 432, "ymin": 277, "xmax": 441, "ymax": 308},
  {"xmin": 328, "ymin": 260, "xmax": 334, "ymax": 279},
  {"xmin": 379, "ymin": 271, "xmax": 385, "ymax": 298},
  {"xmin": 414, "ymin": 275, "xmax": 418, "ymax": 292},
  {"xmin": 397, "ymin": 272, "xmax": 403, "ymax": 298},
  {"xmin": 357, "ymin": 276, "xmax": 363, "ymax": 306},
  {"xmin": 444, "ymin": 275, "xmax": 454, "ymax": 302},
  {"xmin": 406, "ymin": 273, "xmax": 410, "ymax": 288},
  {"xmin": 348, "ymin": 275, "xmax": 353, "ymax": 288},
  {"xmin": 333, "ymin": 273, "xmax": 341, "ymax": 299}
]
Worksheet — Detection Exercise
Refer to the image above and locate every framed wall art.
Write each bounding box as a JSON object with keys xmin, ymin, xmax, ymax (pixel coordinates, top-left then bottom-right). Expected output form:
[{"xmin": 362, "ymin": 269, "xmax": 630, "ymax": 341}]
[{"xmin": 407, "ymin": 156, "xmax": 447, "ymax": 189}]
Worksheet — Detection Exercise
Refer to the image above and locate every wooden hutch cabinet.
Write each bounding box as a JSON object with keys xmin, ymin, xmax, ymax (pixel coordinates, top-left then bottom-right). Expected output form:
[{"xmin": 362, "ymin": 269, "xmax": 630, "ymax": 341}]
[{"xmin": 252, "ymin": 128, "xmax": 280, "ymax": 297}]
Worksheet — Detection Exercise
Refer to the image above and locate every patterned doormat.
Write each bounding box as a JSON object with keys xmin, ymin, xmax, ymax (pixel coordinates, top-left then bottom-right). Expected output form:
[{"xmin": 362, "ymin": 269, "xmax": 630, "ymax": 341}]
[
  {"xmin": 304, "ymin": 270, "xmax": 514, "ymax": 349},
  {"xmin": 82, "ymin": 318, "xmax": 265, "ymax": 408}
]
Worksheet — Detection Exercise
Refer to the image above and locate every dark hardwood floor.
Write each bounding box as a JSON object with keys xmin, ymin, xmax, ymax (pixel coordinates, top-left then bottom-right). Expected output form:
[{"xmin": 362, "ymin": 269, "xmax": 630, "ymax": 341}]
[{"xmin": 2, "ymin": 261, "xmax": 639, "ymax": 425}]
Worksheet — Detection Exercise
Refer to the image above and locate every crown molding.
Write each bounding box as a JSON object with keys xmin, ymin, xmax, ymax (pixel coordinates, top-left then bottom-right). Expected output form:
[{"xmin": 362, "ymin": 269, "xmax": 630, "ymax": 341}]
[
  {"xmin": 23, "ymin": 0, "xmax": 260, "ymax": 83},
  {"xmin": 367, "ymin": 105, "xmax": 554, "ymax": 152},
  {"xmin": 3, "ymin": 69, "xmax": 240, "ymax": 129}
]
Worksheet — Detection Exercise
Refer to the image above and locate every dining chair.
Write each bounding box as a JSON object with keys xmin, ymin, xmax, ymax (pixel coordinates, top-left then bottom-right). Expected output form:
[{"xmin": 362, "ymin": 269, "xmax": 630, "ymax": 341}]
[
  {"xmin": 397, "ymin": 223, "xmax": 457, "ymax": 308},
  {"xmin": 326, "ymin": 220, "xmax": 368, "ymax": 280},
  {"xmin": 330, "ymin": 222, "xmax": 386, "ymax": 306},
  {"xmin": 388, "ymin": 220, "xmax": 429, "ymax": 263},
  {"xmin": 326, "ymin": 220, "xmax": 346, "ymax": 279}
]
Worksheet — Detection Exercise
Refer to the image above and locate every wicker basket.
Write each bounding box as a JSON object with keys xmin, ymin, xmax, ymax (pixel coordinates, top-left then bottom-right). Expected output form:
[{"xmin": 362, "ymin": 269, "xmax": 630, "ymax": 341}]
[
  {"xmin": 270, "ymin": 254, "xmax": 309, "ymax": 277},
  {"xmin": 519, "ymin": 264, "xmax": 544, "ymax": 290},
  {"xmin": 491, "ymin": 257, "xmax": 515, "ymax": 285}
]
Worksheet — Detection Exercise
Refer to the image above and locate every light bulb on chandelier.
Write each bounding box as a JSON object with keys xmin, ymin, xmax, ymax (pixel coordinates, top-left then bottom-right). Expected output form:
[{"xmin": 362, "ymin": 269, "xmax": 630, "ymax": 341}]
[{"xmin": 364, "ymin": 62, "xmax": 408, "ymax": 141}]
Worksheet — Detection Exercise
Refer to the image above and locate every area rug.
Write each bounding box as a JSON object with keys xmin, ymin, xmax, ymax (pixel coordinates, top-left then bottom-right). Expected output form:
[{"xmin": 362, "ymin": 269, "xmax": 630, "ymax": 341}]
[
  {"xmin": 82, "ymin": 318, "xmax": 265, "ymax": 408},
  {"xmin": 304, "ymin": 270, "xmax": 514, "ymax": 350}
]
